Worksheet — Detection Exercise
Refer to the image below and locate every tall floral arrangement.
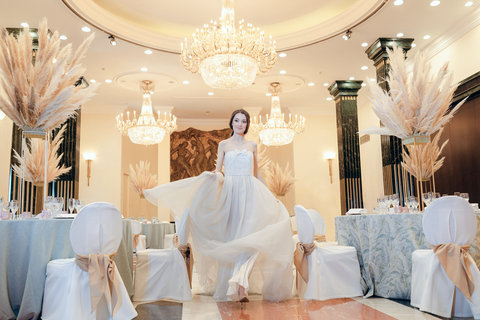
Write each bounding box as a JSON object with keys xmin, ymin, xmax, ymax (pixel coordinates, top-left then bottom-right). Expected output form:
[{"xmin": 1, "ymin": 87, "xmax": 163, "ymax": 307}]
[
  {"xmin": 265, "ymin": 162, "xmax": 295, "ymax": 197},
  {"xmin": 129, "ymin": 161, "xmax": 158, "ymax": 198},
  {"xmin": 12, "ymin": 125, "xmax": 71, "ymax": 183},
  {"xmin": 0, "ymin": 18, "xmax": 97, "ymax": 130},
  {"xmin": 402, "ymin": 128, "xmax": 448, "ymax": 181},
  {"xmin": 363, "ymin": 46, "xmax": 464, "ymax": 138}
]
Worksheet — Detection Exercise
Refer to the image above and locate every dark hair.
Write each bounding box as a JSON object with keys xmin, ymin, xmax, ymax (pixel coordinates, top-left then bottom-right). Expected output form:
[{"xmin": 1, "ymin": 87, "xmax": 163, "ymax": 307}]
[{"xmin": 229, "ymin": 109, "xmax": 250, "ymax": 136}]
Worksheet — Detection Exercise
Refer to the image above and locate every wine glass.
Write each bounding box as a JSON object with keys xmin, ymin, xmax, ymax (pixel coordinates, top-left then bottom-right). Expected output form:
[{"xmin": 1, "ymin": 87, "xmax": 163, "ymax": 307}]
[
  {"xmin": 74, "ymin": 199, "xmax": 83, "ymax": 213},
  {"xmin": 460, "ymin": 193, "xmax": 469, "ymax": 202},
  {"xmin": 55, "ymin": 197, "xmax": 64, "ymax": 212},
  {"xmin": 9, "ymin": 200, "xmax": 18, "ymax": 220},
  {"xmin": 391, "ymin": 194, "xmax": 400, "ymax": 211},
  {"xmin": 422, "ymin": 192, "xmax": 432, "ymax": 208},
  {"xmin": 407, "ymin": 196, "xmax": 419, "ymax": 213},
  {"xmin": 68, "ymin": 198, "xmax": 75, "ymax": 214}
]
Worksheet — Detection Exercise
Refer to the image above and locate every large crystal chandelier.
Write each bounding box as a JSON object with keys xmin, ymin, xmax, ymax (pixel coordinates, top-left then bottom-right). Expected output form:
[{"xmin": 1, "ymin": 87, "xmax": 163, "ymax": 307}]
[
  {"xmin": 180, "ymin": 0, "xmax": 277, "ymax": 89},
  {"xmin": 251, "ymin": 82, "xmax": 306, "ymax": 146},
  {"xmin": 116, "ymin": 80, "xmax": 177, "ymax": 145}
]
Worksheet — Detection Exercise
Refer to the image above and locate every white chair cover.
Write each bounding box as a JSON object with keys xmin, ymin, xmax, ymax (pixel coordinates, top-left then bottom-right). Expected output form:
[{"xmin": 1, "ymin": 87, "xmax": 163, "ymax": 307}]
[
  {"xmin": 133, "ymin": 208, "xmax": 191, "ymax": 302},
  {"xmin": 294, "ymin": 205, "xmax": 362, "ymax": 300},
  {"xmin": 131, "ymin": 220, "xmax": 146, "ymax": 251},
  {"xmin": 43, "ymin": 202, "xmax": 137, "ymax": 320},
  {"xmin": 164, "ymin": 234, "xmax": 175, "ymax": 249},
  {"xmin": 306, "ymin": 209, "xmax": 326, "ymax": 236},
  {"xmin": 411, "ymin": 196, "xmax": 480, "ymax": 318}
]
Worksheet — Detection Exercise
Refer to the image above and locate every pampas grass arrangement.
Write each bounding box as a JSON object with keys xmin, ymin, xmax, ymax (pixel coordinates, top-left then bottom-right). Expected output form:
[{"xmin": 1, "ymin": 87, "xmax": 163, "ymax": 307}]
[
  {"xmin": 265, "ymin": 162, "xmax": 294, "ymax": 197},
  {"xmin": 129, "ymin": 161, "xmax": 158, "ymax": 198},
  {"xmin": 363, "ymin": 46, "xmax": 465, "ymax": 139},
  {"xmin": 12, "ymin": 125, "xmax": 71, "ymax": 183},
  {"xmin": 0, "ymin": 18, "xmax": 97, "ymax": 130},
  {"xmin": 401, "ymin": 128, "xmax": 448, "ymax": 181}
]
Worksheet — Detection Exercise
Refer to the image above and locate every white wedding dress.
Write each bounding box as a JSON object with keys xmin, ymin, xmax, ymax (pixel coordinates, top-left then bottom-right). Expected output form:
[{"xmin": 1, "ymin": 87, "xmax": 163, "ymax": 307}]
[{"xmin": 144, "ymin": 149, "xmax": 294, "ymax": 301}]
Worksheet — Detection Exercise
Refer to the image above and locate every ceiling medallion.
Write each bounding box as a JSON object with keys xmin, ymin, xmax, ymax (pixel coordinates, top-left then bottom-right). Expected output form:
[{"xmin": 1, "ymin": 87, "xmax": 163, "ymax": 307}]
[
  {"xmin": 180, "ymin": 0, "xmax": 277, "ymax": 89},
  {"xmin": 116, "ymin": 80, "xmax": 177, "ymax": 145},
  {"xmin": 251, "ymin": 82, "xmax": 305, "ymax": 146}
]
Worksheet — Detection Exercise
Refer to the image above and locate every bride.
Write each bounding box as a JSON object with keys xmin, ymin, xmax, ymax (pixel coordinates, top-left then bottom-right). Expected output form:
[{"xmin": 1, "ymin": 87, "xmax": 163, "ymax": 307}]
[{"xmin": 144, "ymin": 109, "xmax": 294, "ymax": 302}]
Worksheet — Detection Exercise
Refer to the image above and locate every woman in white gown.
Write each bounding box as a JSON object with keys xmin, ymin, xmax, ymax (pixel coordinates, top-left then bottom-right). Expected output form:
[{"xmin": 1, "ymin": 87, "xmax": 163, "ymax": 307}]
[{"xmin": 144, "ymin": 109, "xmax": 294, "ymax": 302}]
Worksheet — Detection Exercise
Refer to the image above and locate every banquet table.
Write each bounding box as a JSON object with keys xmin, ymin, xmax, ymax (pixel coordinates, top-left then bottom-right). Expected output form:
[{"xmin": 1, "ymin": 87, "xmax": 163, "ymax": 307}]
[
  {"xmin": 335, "ymin": 213, "xmax": 480, "ymax": 300},
  {"xmin": 0, "ymin": 219, "xmax": 137, "ymax": 320}
]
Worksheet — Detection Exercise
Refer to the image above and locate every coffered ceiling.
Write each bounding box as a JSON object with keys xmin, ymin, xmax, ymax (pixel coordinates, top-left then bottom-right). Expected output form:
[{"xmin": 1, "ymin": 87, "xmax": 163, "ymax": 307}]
[{"xmin": 1, "ymin": 0, "xmax": 479, "ymax": 120}]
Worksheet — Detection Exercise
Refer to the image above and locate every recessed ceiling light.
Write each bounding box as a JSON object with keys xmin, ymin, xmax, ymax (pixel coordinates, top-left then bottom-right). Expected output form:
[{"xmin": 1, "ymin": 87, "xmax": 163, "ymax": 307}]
[
  {"xmin": 105, "ymin": 79, "xmax": 112, "ymax": 83},
  {"xmin": 278, "ymin": 52, "xmax": 287, "ymax": 58},
  {"xmin": 144, "ymin": 49, "xmax": 153, "ymax": 55},
  {"xmin": 52, "ymin": 58, "xmax": 57, "ymax": 64},
  {"xmin": 349, "ymin": 76, "xmax": 355, "ymax": 80},
  {"xmin": 361, "ymin": 83, "xmax": 367, "ymax": 87},
  {"xmin": 361, "ymin": 42, "xmax": 368, "ymax": 47},
  {"xmin": 423, "ymin": 34, "xmax": 431, "ymax": 40},
  {"xmin": 412, "ymin": 43, "xmax": 417, "ymax": 48},
  {"xmin": 140, "ymin": 67, "xmax": 148, "ymax": 72},
  {"xmin": 81, "ymin": 26, "xmax": 91, "ymax": 33},
  {"xmin": 361, "ymin": 66, "xmax": 368, "ymax": 70},
  {"xmin": 369, "ymin": 78, "xmax": 376, "ymax": 82},
  {"xmin": 326, "ymin": 97, "xmax": 333, "ymax": 101},
  {"xmin": 430, "ymin": 0, "xmax": 440, "ymax": 6},
  {"xmin": 59, "ymin": 35, "xmax": 67, "ymax": 40},
  {"xmin": 465, "ymin": 1, "xmax": 473, "ymax": 6},
  {"xmin": 393, "ymin": 0, "xmax": 404, "ymax": 5},
  {"xmin": 20, "ymin": 22, "xmax": 29, "ymax": 28},
  {"xmin": 396, "ymin": 32, "xmax": 404, "ymax": 37},
  {"xmin": 323, "ymin": 82, "xmax": 329, "ymax": 87},
  {"xmin": 90, "ymin": 79, "xmax": 96, "ymax": 83},
  {"xmin": 208, "ymin": 92, "xmax": 214, "ymax": 96},
  {"xmin": 266, "ymin": 92, "xmax": 272, "ymax": 96},
  {"xmin": 280, "ymin": 70, "xmax": 287, "ymax": 74},
  {"xmin": 182, "ymin": 80, "xmax": 190, "ymax": 85},
  {"xmin": 307, "ymin": 82, "xmax": 315, "ymax": 87}
]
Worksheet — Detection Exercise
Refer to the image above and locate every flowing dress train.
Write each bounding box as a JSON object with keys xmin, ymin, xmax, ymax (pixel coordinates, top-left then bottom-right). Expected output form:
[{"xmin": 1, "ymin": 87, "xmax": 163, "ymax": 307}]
[{"xmin": 144, "ymin": 149, "xmax": 294, "ymax": 301}]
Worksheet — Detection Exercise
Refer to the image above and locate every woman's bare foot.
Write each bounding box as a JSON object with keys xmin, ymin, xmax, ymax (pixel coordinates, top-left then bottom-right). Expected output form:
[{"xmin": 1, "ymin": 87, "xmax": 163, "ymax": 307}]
[{"xmin": 238, "ymin": 285, "xmax": 249, "ymax": 303}]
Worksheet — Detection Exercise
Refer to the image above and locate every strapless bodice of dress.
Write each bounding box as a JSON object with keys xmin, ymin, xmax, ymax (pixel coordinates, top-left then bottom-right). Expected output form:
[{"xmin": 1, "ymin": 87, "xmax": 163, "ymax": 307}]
[{"xmin": 224, "ymin": 149, "xmax": 253, "ymax": 176}]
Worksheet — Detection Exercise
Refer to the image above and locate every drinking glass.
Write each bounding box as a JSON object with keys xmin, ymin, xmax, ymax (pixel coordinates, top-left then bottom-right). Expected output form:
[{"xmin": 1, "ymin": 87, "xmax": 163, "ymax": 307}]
[
  {"xmin": 9, "ymin": 200, "xmax": 18, "ymax": 220},
  {"xmin": 407, "ymin": 196, "xmax": 419, "ymax": 213},
  {"xmin": 460, "ymin": 193, "xmax": 469, "ymax": 202},
  {"xmin": 74, "ymin": 199, "xmax": 83, "ymax": 213},
  {"xmin": 454, "ymin": 192, "xmax": 461, "ymax": 197},
  {"xmin": 391, "ymin": 194, "xmax": 400, "ymax": 209},
  {"xmin": 68, "ymin": 198, "xmax": 75, "ymax": 214},
  {"xmin": 422, "ymin": 192, "xmax": 432, "ymax": 208},
  {"xmin": 55, "ymin": 197, "xmax": 64, "ymax": 212}
]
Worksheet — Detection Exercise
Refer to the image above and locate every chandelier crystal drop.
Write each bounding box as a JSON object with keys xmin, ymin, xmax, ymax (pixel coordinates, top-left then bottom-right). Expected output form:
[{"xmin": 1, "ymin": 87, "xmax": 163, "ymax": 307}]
[
  {"xmin": 180, "ymin": 0, "xmax": 277, "ymax": 89},
  {"xmin": 251, "ymin": 82, "xmax": 306, "ymax": 146},
  {"xmin": 116, "ymin": 80, "xmax": 177, "ymax": 145}
]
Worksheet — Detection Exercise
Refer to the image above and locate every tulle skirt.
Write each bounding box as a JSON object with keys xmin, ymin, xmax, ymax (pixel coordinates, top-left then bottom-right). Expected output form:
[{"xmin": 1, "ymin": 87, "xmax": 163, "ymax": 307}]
[{"xmin": 144, "ymin": 171, "xmax": 294, "ymax": 301}]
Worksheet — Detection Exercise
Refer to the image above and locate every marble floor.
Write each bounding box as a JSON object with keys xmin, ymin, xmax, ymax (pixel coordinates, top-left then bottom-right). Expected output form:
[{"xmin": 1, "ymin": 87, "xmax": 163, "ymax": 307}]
[{"xmin": 134, "ymin": 295, "xmax": 444, "ymax": 320}]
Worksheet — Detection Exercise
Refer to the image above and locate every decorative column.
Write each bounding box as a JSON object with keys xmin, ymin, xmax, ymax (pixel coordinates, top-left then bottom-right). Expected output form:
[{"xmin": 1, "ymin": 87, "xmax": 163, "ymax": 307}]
[
  {"xmin": 328, "ymin": 81, "xmax": 363, "ymax": 214},
  {"xmin": 365, "ymin": 38, "xmax": 414, "ymax": 199}
]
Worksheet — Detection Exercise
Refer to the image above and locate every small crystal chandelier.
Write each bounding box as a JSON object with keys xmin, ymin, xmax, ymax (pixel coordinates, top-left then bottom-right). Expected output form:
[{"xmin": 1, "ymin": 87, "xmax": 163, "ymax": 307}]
[
  {"xmin": 180, "ymin": 0, "xmax": 277, "ymax": 89},
  {"xmin": 251, "ymin": 82, "xmax": 306, "ymax": 146},
  {"xmin": 116, "ymin": 80, "xmax": 177, "ymax": 145}
]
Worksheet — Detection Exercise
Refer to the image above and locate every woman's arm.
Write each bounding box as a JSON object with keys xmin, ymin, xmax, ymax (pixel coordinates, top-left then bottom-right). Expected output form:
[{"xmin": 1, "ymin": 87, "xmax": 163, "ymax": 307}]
[
  {"xmin": 252, "ymin": 141, "xmax": 259, "ymax": 179},
  {"xmin": 215, "ymin": 140, "xmax": 225, "ymax": 174}
]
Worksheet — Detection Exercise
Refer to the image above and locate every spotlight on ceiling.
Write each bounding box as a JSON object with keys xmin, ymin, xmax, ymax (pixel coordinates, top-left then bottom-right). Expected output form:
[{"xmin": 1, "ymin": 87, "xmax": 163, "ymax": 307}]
[
  {"xmin": 108, "ymin": 35, "xmax": 117, "ymax": 46},
  {"xmin": 342, "ymin": 30, "xmax": 352, "ymax": 41}
]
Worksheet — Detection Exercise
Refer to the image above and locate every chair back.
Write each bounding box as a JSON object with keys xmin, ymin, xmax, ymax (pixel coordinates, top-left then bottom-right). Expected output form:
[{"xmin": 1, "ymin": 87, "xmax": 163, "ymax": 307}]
[
  {"xmin": 423, "ymin": 196, "xmax": 477, "ymax": 245},
  {"xmin": 294, "ymin": 205, "xmax": 315, "ymax": 244},
  {"xmin": 307, "ymin": 209, "xmax": 326, "ymax": 235},
  {"xmin": 70, "ymin": 202, "xmax": 123, "ymax": 255},
  {"xmin": 131, "ymin": 220, "xmax": 142, "ymax": 234}
]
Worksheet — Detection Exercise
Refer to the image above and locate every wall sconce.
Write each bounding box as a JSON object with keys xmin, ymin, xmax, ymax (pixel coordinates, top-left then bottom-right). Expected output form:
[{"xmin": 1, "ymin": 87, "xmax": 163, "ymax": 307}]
[
  {"xmin": 83, "ymin": 152, "xmax": 96, "ymax": 186},
  {"xmin": 323, "ymin": 152, "xmax": 335, "ymax": 184},
  {"xmin": 0, "ymin": 110, "xmax": 5, "ymax": 120}
]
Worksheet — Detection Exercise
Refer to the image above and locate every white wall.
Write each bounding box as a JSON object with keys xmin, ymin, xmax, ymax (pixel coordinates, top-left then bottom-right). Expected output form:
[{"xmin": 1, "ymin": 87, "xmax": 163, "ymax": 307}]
[
  {"xmin": 0, "ymin": 117, "xmax": 13, "ymax": 200},
  {"xmin": 293, "ymin": 115, "xmax": 341, "ymax": 241},
  {"xmin": 79, "ymin": 112, "xmax": 122, "ymax": 209},
  {"xmin": 430, "ymin": 24, "xmax": 480, "ymax": 83}
]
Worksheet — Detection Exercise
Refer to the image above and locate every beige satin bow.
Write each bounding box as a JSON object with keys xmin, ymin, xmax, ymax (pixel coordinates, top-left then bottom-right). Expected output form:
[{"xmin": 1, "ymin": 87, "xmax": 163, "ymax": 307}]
[
  {"xmin": 132, "ymin": 233, "xmax": 139, "ymax": 250},
  {"xmin": 433, "ymin": 244, "xmax": 475, "ymax": 301},
  {"xmin": 75, "ymin": 253, "xmax": 123, "ymax": 316},
  {"xmin": 177, "ymin": 243, "xmax": 194, "ymax": 288},
  {"xmin": 314, "ymin": 235, "xmax": 326, "ymax": 242},
  {"xmin": 293, "ymin": 242, "xmax": 316, "ymax": 283}
]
